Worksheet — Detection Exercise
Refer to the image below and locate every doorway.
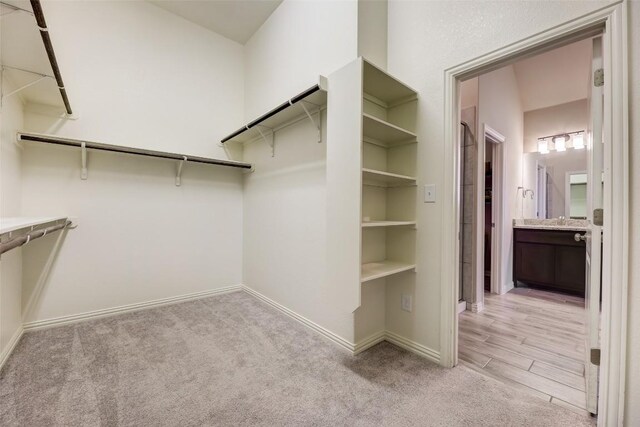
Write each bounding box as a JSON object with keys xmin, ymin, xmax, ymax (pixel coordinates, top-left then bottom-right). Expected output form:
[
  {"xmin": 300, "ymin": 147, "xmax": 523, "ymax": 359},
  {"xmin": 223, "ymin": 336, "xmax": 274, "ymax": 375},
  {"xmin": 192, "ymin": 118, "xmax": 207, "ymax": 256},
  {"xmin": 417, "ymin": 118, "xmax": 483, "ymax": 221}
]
[{"xmin": 442, "ymin": 7, "xmax": 629, "ymax": 418}]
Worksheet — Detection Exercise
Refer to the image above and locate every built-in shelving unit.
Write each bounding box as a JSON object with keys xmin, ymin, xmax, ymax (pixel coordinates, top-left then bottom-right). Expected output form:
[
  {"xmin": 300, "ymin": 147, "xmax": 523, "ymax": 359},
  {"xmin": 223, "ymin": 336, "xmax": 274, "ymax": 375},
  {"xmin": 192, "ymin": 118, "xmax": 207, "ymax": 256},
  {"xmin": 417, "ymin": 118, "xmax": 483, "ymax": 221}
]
[
  {"xmin": 360, "ymin": 60, "xmax": 418, "ymax": 287},
  {"xmin": 361, "ymin": 260, "xmax": 417, "ymax": 283}
]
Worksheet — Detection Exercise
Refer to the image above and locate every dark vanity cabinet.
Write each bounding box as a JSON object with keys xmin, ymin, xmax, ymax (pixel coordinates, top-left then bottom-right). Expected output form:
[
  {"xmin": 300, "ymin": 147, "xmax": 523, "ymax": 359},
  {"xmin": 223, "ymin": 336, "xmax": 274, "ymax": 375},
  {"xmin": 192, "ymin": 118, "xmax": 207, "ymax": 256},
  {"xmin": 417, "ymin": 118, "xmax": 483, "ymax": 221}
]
[{"xmin": 513, "ymin": 228, "xmax": 586, "ymax": 296}]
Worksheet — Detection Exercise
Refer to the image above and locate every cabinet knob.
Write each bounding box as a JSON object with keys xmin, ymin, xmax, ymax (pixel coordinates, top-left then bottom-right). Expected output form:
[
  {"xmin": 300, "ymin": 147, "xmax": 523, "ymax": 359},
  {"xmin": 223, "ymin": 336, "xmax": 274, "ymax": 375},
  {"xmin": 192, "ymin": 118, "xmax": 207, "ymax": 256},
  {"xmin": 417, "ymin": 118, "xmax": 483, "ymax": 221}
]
[{"xmin": 574, "ymin": 233, "xmax": 587, "ymax": 242}]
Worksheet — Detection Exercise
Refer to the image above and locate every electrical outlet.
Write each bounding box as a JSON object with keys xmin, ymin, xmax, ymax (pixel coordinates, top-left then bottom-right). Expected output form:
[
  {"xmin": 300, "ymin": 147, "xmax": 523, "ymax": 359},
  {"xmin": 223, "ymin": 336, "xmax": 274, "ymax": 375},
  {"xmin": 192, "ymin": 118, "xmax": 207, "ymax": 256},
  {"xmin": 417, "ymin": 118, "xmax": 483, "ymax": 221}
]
[{"xmin": 401, "ymin": 294, "xmax": 412, "ymax": 312}]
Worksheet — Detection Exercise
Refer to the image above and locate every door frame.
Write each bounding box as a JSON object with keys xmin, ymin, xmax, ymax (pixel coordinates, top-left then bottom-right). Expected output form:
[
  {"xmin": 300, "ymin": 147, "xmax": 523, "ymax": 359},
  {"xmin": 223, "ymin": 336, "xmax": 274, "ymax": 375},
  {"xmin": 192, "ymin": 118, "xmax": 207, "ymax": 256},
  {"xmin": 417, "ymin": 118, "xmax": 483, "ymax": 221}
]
[
  {"xmin": 478, "ymin": 124, "xmax": 506, "ymax": 297},
  {"xmin": 440, "ymin": 3, "xmax": 628, "ymax": 425},
  {"xmin": 536, "ymin": 161, "xmax": 547, "ymax": 219}
]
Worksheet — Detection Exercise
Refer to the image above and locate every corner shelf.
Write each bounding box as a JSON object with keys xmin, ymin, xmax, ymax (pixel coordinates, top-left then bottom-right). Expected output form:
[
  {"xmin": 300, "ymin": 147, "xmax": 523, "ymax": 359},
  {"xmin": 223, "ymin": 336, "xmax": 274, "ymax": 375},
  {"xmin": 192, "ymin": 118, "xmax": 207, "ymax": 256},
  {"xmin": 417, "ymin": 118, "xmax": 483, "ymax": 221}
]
[
  {"xmin": 221, "ymin": 78, "xmax": 327, "ymax": 145},
  {"xmin": 363, "ymin": 113, "xmax": 416, "ymax": 147},
  {"xmin": 362, "ymin": 168, "xmax": 416, "ymax": 187},
  {"xmin": 362, "ymin": 221, "xmax": 416, "ymax": 228},
  {"xmin": 363, "ymin": 61, "xmax": 418, "ymax": 105},
  {"xmin": 1, "ymin": 216, "xmax": 68, "ymax": 235},
  {"xmin": 361, "ymin": 260, "xmax": 416, "ymax": 283}
]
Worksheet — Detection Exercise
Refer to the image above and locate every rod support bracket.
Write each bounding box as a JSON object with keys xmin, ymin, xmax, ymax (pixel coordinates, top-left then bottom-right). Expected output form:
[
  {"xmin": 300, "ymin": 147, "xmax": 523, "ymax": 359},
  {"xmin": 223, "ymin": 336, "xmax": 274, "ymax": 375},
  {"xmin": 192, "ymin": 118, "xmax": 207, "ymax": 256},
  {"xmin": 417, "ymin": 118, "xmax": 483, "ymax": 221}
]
[
  {"xmin": 256, "ymin": 125, "xmax": 275, "ymax": 157},
  {"xmin": 80, "ymin": 141, "xmax": 88, "ymax": 180},
  {"xmin": 176, "ymin": 156, "xmax": 187, "ymax": 186},
  {"xmin": 300, "ymin": 101, "xmax": 322, "ymax": 143}
]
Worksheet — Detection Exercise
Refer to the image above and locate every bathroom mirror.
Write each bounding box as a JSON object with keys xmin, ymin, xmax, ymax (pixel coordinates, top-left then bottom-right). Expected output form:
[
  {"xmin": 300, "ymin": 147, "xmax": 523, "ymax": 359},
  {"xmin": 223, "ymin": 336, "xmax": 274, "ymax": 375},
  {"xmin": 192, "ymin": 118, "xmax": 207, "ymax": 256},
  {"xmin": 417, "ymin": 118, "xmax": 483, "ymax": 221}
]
[{"xmin": 522, "ymin": 149, "xmax": 587, "ymax": 219}]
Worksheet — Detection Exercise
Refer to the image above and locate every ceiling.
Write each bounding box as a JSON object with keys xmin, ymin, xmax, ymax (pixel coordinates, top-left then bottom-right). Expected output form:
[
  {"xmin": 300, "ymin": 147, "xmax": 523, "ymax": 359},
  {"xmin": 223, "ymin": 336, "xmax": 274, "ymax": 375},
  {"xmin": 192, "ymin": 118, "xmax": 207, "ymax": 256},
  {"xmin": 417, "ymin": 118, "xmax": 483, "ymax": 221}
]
[
  {"xmin": 513, "ymin": 38, "xmax": 592, "ymax": 112},
  {"xmin": 148, "ymin": 0, "xmax": 283, "ymax": 44}
]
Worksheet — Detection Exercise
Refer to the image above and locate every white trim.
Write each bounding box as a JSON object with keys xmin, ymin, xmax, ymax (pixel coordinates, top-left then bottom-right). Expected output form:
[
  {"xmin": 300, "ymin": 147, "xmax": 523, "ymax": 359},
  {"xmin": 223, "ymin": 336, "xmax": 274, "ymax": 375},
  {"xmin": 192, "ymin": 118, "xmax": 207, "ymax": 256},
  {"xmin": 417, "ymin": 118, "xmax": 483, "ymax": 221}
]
[
  {"xmin": 353, "ymin": 331, "xmax": 386, "ymax": 354},
  {"xmin": 466, "ymin": 300, "xmax": 484, "ymax": 313},
  {"xmin": 385, "ymin": 330, "xmax": 440, "ymax": 364},
  {"xmin": 441, "ymin": 2, "xmax": 628, "ymax": 424},
  {"xmin": 0, "ymin": 326, "xmax": 24, "ymax": 372},
  {"xmin": 23, "ymin": 285, "xmax": 243, "ymax": 331},
  {"xmin": 241, "ymin": 286, "xmax": 356, "ymax": 353}
]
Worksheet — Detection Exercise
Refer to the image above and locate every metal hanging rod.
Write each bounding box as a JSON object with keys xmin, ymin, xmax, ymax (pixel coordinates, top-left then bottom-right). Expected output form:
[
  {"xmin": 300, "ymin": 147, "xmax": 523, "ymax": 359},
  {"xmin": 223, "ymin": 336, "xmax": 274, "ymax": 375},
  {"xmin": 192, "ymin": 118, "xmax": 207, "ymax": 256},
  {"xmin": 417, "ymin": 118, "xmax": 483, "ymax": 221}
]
[
  {"xmin": 221, "ymin": 83, "xmax": 325, "ymax": 144},
  {"xmin": 30, "ymin": 0, "xmax": 72, "ymax": 115},
  {"xmin": 17, "ymin": 132, "xmax": 253, "ymax": 170},
  {"xmin": 0, "ymin": 220, "xmax": 70, "ymax": 255}
]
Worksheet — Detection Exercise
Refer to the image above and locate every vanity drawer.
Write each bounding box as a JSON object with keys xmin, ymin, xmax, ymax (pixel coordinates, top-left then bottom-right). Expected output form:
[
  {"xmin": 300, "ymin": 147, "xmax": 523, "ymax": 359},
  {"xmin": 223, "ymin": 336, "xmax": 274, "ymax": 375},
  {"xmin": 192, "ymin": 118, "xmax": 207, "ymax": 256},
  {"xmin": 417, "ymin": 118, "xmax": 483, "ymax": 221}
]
[{"xmin": 514, "ymin": 229, "xmax": 585, "ymax": 247}]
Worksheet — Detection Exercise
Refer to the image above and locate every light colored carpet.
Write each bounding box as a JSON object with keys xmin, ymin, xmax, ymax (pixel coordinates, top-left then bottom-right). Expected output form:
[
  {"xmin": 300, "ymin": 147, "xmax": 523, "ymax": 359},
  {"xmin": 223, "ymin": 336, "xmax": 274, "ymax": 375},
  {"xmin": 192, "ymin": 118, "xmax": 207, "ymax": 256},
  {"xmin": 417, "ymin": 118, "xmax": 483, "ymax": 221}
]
[{"xmin": 0, "ymin": 291, "xmax": 594, "ymax": 426}]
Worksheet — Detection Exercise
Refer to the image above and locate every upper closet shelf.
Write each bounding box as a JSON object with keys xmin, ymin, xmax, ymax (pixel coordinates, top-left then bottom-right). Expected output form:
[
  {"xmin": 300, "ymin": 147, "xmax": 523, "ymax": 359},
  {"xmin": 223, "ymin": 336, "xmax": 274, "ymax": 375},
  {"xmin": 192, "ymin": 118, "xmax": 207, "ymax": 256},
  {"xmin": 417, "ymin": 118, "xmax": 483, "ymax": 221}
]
[
  {"xmin": 1, "ymin": 216, "xmax": 67, "ymax": 235},
  {"xmin": 363, "ymin": 113, "xmax": 417, "ymax": 146},
  {"xmin": 221, "ymin": 77, "xmax": 328, "ymax": 145},
  {"xmin": 18, "ymin": 132, "xmax": 252, "ymax": 185},
  {"xmin": 362, "ymin": 168, "xmax": 416, "ymax": 186},
  {"xmin": 363, "ymin": 60, "xmax": 418, "ymax": 105},
  {"xmin": 0, "ymin": 1, "xmax": 73, "ymax": 115}
]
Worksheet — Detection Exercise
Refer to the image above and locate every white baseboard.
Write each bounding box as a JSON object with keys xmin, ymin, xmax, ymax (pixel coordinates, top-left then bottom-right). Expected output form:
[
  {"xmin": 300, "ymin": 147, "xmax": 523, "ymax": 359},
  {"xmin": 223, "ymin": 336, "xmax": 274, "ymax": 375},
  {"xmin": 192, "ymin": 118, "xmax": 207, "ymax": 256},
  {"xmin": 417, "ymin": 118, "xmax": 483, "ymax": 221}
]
[
  {"xmin": 13, "ymin": 283, "xmax": 440, "ymax": 369},
  {"xmin": 241, "ymin": 286, "xmax": 356, "ymax": 353},
  {"xmin": 384, "ymin": 330, "xmax": 440, "ymax": 364},
  {"xmin": 0, "ymin": 326, "xmax": 24, "ymax": 372},
  {"xmin": 467, "ymin": 301, "xmax": 484, "ymax": 313},
  {"xmin": 22, "ymin": 285, "xmax": 243, "ymax": 331},
  {"xmin": 353, "ymin": 331, "xmax": 386, "ymax": 355}
]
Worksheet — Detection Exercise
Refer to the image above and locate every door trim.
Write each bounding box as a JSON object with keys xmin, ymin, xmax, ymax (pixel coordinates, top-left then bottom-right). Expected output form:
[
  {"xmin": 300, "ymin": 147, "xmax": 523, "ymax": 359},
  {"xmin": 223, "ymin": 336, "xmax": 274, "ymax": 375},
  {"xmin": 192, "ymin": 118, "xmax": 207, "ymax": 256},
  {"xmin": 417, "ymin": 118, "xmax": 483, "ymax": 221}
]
[{"xmin": 440, "ymin": 3, "xmax": 628, "ymax": 425}]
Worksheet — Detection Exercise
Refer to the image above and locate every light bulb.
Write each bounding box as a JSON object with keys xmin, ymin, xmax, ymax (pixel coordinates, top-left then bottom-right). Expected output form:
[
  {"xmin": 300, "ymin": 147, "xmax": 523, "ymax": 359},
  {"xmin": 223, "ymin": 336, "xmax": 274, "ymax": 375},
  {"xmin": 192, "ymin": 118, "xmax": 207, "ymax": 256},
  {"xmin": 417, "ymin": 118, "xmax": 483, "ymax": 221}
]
[
  {"xmin": 572, "ymin": 133, "xmax": 585, "ymax": 149},
  {"xmin": 538, "ymin": 138, "xmax": 549, "ymax": 154},
  {"xmin": 553, "ymin": 135, "xmax": 566, "ymax": 152}
]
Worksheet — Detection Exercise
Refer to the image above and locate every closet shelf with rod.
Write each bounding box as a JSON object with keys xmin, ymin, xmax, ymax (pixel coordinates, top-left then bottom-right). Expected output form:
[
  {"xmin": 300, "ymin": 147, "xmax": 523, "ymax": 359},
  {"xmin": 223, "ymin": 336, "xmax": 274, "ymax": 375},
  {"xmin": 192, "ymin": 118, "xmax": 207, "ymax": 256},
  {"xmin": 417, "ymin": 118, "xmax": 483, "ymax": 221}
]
[
  {"xmin": 0, "ymin": 217, "xmax": 71, "ymax": 255},
  {"xmin": 220, "ymin": 77, "xmax": 327, "ymax": 147},
  {"xmin": 18, "ymin": 132, "xmax": 252, "ymax": 184},
  {"xmin": 0, "ymin": 0, "xmax": 73, "ymax": 115}
]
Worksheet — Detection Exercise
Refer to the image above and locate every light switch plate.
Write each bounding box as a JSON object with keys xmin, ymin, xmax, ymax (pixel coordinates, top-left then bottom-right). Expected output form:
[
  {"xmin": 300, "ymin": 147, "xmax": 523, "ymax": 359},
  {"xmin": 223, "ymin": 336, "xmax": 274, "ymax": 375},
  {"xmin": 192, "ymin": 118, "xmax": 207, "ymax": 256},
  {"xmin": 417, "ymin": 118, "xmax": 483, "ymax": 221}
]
[
  {"xmin": 401, "ymin": 294, "xmax": 412, "ymax": 312},
  {"xmin": 424, "ymin": 184, "xmax": 436, "ymax": 203}
]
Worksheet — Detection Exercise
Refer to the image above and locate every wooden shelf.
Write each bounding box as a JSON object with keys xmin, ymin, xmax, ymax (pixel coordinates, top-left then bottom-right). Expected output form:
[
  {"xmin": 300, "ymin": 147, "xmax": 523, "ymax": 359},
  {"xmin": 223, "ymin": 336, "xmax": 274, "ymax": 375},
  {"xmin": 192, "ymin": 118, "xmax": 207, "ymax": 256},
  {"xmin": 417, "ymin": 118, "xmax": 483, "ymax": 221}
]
[
  {"xmin": 361, "ymin": 260, "xmax": 416, "ymax": 283},
  {"xmin": 1, "ymin": 216, "xmax": 68, "ymax": 235},
  {"xmin": 363, "ymin": 113, "xmax": 416, "ymax": 146},
  {"xmin": 363, "ymin": 60, "xmax": 418, "ymax": 104},
  {"xmin": 362, "ymin": 168, "xmax": 416, "ymax": 186},
  {"xmin": 362, "ymin": 221, "xmax": 416, "ymax": 228}
]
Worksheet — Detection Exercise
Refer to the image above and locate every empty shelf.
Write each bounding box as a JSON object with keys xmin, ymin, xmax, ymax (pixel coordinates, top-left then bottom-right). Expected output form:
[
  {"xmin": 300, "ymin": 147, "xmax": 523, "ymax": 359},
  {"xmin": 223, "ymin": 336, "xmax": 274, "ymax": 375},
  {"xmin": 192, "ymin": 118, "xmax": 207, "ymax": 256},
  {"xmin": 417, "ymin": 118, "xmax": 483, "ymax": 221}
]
[
  {"xmin": 361, "ymin": 260, "xmax": 416, "ymax": 282},
  {"xmin": 363, "ymin": 60, "xmax": 418, "ymax": 104},
  {"xmin": 363, "ymin": 114, "xmax": 417, "ymax": 146},
  {"xmin": 221, "ymin": 78, "xmax": 327, "ymax": 144},
  {"xmin": 1, "ymin": 216, "xmax": 68, "ymax": 235},
  {"xmin": 362, "ymin": 221, "xmax": 416, "ymax": 228},
  {"xmin": 362, "ymin": 168, "xmax": 416, "ymax": 186}
]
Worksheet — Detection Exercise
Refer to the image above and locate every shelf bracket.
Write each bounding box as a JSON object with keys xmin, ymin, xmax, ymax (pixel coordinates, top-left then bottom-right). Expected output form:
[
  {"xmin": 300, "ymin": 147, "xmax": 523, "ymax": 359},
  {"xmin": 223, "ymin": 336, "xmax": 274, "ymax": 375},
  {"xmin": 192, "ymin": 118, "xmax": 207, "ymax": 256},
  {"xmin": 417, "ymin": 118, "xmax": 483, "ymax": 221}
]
[
  {"xmin": 0, "ymin": 67, "xmax": 53, "ymax": 108},
  {"xmin": 80, "ymin": 141, "xmax": 88, "ymax": 180},
  {"xmin": 256, "ymin": 125, "xmax": 275, "ymax": 157},
  {"xmin": 300, "ymin": 101, "xmax": 322, "ymax": 143},
  {"xmin": 176, "ymin": 156, "xmax": 187, "ymax": 186}
]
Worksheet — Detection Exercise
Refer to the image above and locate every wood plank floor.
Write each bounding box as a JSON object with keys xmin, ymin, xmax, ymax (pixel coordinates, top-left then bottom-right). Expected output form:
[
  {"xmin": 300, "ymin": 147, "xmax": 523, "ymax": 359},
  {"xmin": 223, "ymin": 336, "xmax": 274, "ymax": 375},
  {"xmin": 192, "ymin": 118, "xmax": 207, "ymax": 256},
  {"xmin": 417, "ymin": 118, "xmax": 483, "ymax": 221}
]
[{"xmin": 459, "ymin": 287, "xmax": 588, "ymax": 413}]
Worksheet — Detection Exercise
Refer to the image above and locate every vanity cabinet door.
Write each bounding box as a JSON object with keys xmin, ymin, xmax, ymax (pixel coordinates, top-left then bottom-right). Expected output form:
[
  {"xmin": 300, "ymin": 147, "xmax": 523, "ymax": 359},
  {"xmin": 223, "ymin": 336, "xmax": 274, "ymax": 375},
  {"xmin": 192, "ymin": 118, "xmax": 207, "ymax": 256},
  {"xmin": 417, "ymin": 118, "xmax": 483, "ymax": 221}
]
[
  {"xmin": 555, "ymin": 245, "xmax": 586, "ymax": 293},
  {"xmin": 515, "ymin": 243, "xmax": 556, "ymax": 285}
]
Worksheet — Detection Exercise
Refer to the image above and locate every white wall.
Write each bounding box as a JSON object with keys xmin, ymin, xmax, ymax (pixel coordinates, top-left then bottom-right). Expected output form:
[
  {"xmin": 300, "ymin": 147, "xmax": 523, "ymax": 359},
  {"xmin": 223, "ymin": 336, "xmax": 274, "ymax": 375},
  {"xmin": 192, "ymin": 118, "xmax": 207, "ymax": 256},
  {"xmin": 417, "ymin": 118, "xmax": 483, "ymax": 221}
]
[
  {"xmin": 18, "ymin": 0, "xmax": 245, "ymax": 324},
  {"xmin": 242, "ymin": 0, "xmax": 358, "ymax": 342},
  {"xmin": 477, "ymin": 65, "xmax": 524, "ymax": 294},
  {"xmin": 524, "ymin": 99, "xmax": 589, "ymax": 153},
  {"xmin": 0, "ymin": 79, "xmax": 24, "ymax": 363},
  {"xmin": 243, "ymin": 0, "xmax": 357, "ymax": 120}
]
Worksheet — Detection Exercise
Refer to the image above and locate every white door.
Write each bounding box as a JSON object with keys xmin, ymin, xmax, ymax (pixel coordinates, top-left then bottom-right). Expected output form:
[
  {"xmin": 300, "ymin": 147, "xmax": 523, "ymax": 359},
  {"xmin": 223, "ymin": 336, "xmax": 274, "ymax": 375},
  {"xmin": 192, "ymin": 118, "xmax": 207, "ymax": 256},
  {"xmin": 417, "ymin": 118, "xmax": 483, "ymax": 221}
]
[{"xmin": 584, "ymin": 36, "xmax": 604, "ymax": 415}]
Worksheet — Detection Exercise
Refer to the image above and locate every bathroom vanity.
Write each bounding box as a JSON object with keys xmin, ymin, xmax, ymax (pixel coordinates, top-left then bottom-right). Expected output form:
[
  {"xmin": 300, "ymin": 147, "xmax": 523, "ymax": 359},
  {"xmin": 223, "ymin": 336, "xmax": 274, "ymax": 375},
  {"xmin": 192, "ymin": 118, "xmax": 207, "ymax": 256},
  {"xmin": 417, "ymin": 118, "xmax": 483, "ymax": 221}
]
[{"xmin": 513, "ymin": 220, "xmax": 588, "ymax": 296}]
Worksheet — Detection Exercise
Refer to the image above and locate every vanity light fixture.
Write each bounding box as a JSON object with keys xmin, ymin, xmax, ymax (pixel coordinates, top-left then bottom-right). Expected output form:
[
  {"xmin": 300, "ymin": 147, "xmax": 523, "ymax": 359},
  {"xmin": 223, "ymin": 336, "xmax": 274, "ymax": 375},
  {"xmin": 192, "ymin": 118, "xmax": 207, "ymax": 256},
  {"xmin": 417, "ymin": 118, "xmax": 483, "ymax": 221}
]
[{"xmin": 553, "ymin": 135, "xmax": 567, "ymax": 152}]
